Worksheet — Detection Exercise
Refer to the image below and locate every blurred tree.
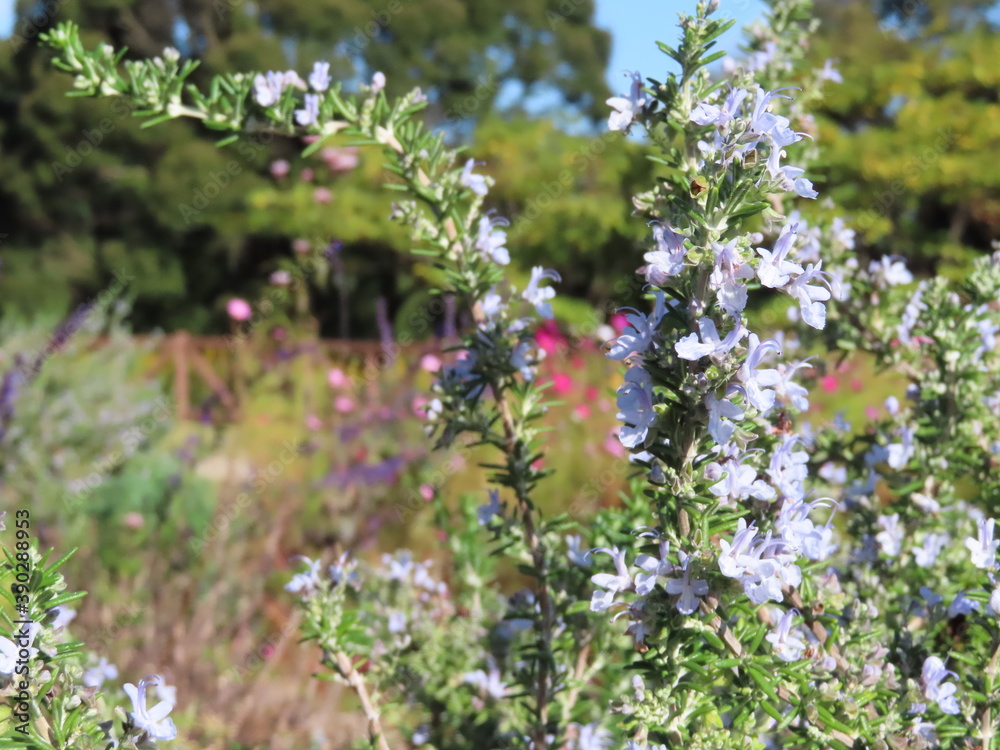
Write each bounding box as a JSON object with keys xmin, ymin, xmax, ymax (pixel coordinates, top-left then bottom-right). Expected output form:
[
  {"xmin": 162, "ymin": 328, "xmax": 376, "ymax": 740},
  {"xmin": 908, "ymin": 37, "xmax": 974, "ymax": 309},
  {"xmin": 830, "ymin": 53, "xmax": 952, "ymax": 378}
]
[
  {"xmin": 807, "ymin": 0, "xmax": 1000, "ymax": 276},
  {"xmin": 0, "ymin": 0, "xmax": 612, "ymax": 334}
]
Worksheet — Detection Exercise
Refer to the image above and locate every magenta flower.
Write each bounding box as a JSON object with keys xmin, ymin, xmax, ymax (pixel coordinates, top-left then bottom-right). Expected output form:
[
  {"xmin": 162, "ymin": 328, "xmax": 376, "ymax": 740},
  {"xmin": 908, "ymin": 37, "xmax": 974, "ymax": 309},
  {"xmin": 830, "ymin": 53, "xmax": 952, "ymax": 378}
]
[{"xmin": 226, "ymin": 298, "xmax": 252, "ymax": 321}]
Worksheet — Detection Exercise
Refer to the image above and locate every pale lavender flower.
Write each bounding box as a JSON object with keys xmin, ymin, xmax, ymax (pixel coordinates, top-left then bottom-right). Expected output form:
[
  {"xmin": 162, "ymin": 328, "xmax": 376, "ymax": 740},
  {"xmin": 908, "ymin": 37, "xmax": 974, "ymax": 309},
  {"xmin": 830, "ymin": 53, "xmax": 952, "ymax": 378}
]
[
  {"xmin": 665, "ymin": 552, "xmax": 709, "ymax": 615},
  {"xmin": 965, "ymin": 517, "xmax": 999, "ymax": 569},
  {"xmin": 294, "ymin": 93, "xmax": 321, "ymax": 126},
  {"xmin": 675, "ymin": 318, "xmax": 748, "ymax": 361},
  {"xmin": 819, "ymin": 59, "xmax": 843, "ymax": 83},
  {"xmin": 387, "ymin": 611, "xmax": 407, "ymax": 634},
  {"xmin": 870, "ymin": 255, "xmax": 913, "ymax": 287},
  {"xmin": 787, "ymin": 262, "xmax": 832, "ymax": 329},
  {"xmin": 737, "ymin": 334, "xmax": 782, "ymax": 412},
  {"xmin": 124, "ymin": 675, "xmax": 178, "ymax": 741},
  {"xmin": 616, "ymin": 367, "xmax": 656, "ymax": 449},
  {"xmin": 606, "ymin": 292, "xmax": 668, "ymax": 360},
  {"xmin": 705, "ymin": 390, "xmax": 745, "ymax": 446},
  {"xmin": 463, "ymin": 659, "xmax": 507, "ymax": 700},
  {"xmin": 83, "ymin": 657, "xmax": 118, "ymax": 688},
  {"xmin": 286, "ymin": 556, "xmax": 322, "ymax": 598},
  {"xmin": 633, "ymin": 540, "xmax": 674, "ymax": 595},
  {"xmin": 691, "ymin": 86, "xmax": 748, "ymax": 132},
  {"xmin": 590, "ymin": 547, "xmax": 633, "ymax": 612},
  {"xmin": 875, "ymin": 514, "xmax": 904, "ymax": 557},
  {"xmin": 718, "ymin": 519, "xmax": 759, "ymax": 578},
  {"xmin": 766, "ymin": 609, "xmax": 807, "ymax": 661},
  {"xmin": 460, "ymin": 159, "xmax": 488, "ymax": 196},
  {"xmin": 572, "ymin": 722, "xmax": 611, "ymax": 750},
  {"xmin": 566, "ymin": 535, "xmax": 593, "ymax": 567},
  {"xmin": 773, "ymin": 360, "xmax": 812, "ymax": 412},
  {"xmin": 922, "ymin": 657, "xmax": 960, "ymax": 715},
  {"xmin": 49, "ymin": 605, "xmax": 77, "ymax": 631},
  {"xmin": 710, "ymin": 240, "xmax": 755, "ymax": 315},
  {"xmin": 706, "ymin": 455, "xmax": 775, "ymax": 506},
  {"xmin": 643, "ymin": 222, "xmax": 687, "ymax": 284},
  {"xmin": 522, "ymin": 267, "xmax": 561, "ymax": 318},
  {"xmin": 371, "ymin": 71, "xmax": 386, "ymax": 93},
  {"xmin": 475, "ymin": 216, "xmax": 510, "ymax": 265},
  {"xmin": 607, "ymin": 71, "xmax": 647, "ymax": 132},
  {"xmin": 308, "ymin": 61, "xmax": 331, "ymax": 91},
  {"xmin": 914, "ymin": 532, "xmax": 950, "ymax": 568},
  {"xmin": 253, "ymin": 71, "xmax": 286, "ymax": 106},
  {"xmin": 756, "ymin": 223, "xmax": 803, "ymax": 288}
]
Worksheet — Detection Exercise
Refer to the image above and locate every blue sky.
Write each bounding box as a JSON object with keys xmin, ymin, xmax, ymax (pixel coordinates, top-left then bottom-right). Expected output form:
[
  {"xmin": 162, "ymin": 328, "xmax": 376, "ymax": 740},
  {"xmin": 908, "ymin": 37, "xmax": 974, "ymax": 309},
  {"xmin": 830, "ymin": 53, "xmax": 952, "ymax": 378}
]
[
  {"xmin": 595, "ymin": 0, "xmax": 766, "ymax": 88},
  {"xmin": 0, "ymin": 0, "xmax": 766, "ymax": 79}
]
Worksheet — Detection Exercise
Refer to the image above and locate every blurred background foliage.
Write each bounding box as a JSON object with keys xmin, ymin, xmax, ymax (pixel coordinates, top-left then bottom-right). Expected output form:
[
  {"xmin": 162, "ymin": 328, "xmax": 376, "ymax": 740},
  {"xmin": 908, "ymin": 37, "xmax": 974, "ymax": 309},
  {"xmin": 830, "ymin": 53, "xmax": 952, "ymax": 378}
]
[{"xmin": 0, "ymin": 0, "xmax": 997, "ymax": 336}]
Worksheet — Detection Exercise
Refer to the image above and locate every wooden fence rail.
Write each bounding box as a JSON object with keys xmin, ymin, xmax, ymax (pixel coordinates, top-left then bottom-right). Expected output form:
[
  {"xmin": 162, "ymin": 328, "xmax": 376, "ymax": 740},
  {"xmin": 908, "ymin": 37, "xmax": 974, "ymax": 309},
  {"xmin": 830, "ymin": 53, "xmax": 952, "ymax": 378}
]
[{"xmin": 141, "ymin": 332, "xmax": 446, "ymax": 422}]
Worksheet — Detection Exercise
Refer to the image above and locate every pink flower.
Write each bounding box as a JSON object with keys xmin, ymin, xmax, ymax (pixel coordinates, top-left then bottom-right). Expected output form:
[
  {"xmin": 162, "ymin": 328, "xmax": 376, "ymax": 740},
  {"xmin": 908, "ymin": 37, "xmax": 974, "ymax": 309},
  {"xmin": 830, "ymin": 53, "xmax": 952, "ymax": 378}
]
[
  {"xmin": 322, "ymin": 147, "xmax": 360, "ymax": 172},
  {"xmin": 420, "ymin": 354, "xmax": 442, "ymax": 372},
  {"xmin": 327, "ymin": 368, "xmax": 349, "ymax": 388},
  {"xmin": 314, "ymin": 187, "xmax": 332, "ymax": 204},
  {"xmin": 300, "ymin": 168, "xmax": 314, "ymax": 182},
  {"xmin": 305, "ymin": 414, "xmax": 323, "ymax": 431},
  {"xmin": 227, "ymin": 298, "xmax": 252, "ymax": 321},
  {"xmin": 536, "ymin": 320, "xmax": 567, "ymax": 355},
  {"xmin": 574, "ymin": 404, "xmax": 591, "ymax": 420},
  {"xmin": 851, "ymin": 379, "xmax": 863, "ymax": 392},
  {"xmin": 865, "ymin": 406, "xmax": 879, "ymax": 420},
  {"xmin": 411, "ymin": 396, "xmax": 429, "ymax": 417},
  {"xmin": 531, "ymin": 458, "xmax": 544, "ymax": 471},
  {"xmin": 419, "ymin": 484, "xmax": 434, "ymax": 501},
  {"xmin": 586, "ymin": 386, "xmax": 599, "ymax": 401},
  {"xmin": 334, "ymin": 395, "xmax": 355, "ymax": 413},
  {"xmin": 604, "ymin": 428, "xmax": 625, "ymax": 457},
  {"xmin": 269, "ymin": 159, "xmax": 290, "ymax": 179},
  {"xmin": 550, "ymin": 372, "xmax": 574, "ymax": 395},
  {"xmin": 611, "ymin": 313, "xmax": 629, "ymax": 335},
  {"xmin": 123, "ymin": 512, "xmax": 144, "ymax": 530},
  {"xmin": 270, "ymin": 270, "xmax": 291, "ymax": 286},
  {"xmin": 292, "ymin": 238, "xmax": 311, "ymax": 254},
  {"xmin": 262, "ymin": 644, "xmax": 275, "ymax": 659},
  {"xmin": 820, "ymin": 375, "xmax": 839, "ymax": 393}
]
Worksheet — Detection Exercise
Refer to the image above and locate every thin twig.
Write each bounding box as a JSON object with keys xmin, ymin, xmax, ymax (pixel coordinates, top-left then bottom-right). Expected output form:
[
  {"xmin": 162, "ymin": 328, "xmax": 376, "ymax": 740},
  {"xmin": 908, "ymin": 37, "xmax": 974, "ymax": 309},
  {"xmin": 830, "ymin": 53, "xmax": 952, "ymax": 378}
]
[{"xmin": 334, "ymin": 651, "xmax": 391, "ymax": 750}]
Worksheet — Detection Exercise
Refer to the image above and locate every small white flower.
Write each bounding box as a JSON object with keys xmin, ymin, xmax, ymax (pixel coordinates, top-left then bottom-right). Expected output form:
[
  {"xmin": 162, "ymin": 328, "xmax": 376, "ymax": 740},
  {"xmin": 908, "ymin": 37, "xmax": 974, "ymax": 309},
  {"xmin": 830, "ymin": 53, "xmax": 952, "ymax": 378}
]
[
  {"xmin": 766, "ymin": 608, "xmax": 807, "ymax": 662},
  {"xmin": 371, "ymin": 71, "xmax": 386, "ymax": 93}
]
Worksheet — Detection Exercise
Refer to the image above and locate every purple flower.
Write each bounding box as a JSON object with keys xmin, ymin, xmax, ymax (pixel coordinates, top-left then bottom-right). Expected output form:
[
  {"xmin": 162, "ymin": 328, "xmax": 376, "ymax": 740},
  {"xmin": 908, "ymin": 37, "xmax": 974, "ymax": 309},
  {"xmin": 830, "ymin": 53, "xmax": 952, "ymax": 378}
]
[
  {"xmin": 606, "ymin": 292, "xmax": 668, "ymax": 361},
  {"xmin": 922, "ymin": 657, "xmax": 960, "ymax": 715},
  {"xmin": 766, "ymin": 608, "xmax": 807, "ymax": 661},
  {"xmin": 616, "ymin": 367, "xmax": 656, "ymax": 449}
]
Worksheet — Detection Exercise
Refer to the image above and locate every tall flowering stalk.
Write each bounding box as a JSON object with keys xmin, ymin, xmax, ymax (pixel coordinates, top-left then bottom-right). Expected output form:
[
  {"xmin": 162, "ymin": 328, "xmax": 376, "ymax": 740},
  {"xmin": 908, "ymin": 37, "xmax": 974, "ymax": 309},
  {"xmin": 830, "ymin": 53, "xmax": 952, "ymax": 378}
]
[{"xmin": 37, "ymin": 2, "xmax": 1000, "ymax": 748}]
